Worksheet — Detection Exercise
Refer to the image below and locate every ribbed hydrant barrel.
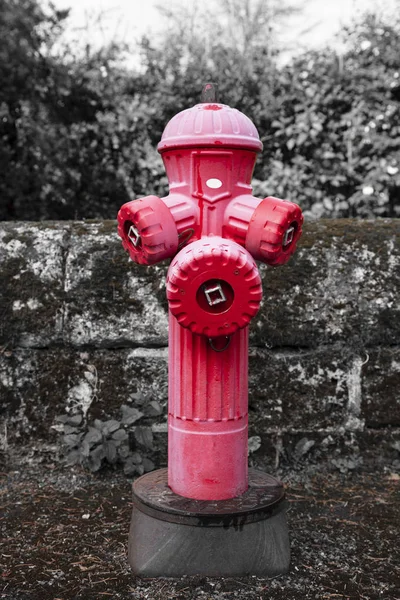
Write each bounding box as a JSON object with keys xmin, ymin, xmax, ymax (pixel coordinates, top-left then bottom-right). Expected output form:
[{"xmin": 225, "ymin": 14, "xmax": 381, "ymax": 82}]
[{"xmin": 160, "ymin": 101, "xmax": 263, "ymax": 499}]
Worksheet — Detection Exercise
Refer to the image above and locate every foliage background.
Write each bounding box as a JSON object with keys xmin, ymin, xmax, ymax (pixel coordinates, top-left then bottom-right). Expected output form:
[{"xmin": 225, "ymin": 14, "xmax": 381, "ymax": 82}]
[{"xmin": 0, "ymin": 0, "xmax": 399, "ymax": 221}]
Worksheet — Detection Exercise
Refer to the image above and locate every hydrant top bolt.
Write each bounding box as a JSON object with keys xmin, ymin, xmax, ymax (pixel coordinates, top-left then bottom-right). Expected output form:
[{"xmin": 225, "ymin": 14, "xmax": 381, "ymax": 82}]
[{"xmin": 201, "ymin": 82, "xmax": 219, "ymax": 103}]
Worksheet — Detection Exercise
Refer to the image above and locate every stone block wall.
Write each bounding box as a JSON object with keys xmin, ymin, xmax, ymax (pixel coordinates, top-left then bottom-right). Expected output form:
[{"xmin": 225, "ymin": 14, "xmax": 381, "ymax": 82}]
[{"xmin": 1, "ymin": 220, "xmax": 399, "ymax": 469}]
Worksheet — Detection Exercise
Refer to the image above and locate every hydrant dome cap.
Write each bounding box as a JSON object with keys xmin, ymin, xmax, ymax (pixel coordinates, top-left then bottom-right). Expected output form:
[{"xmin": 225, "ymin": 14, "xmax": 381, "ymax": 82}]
[{"xmin": 157, "ymin": 103, "xmax": 263, "ymax": 153}]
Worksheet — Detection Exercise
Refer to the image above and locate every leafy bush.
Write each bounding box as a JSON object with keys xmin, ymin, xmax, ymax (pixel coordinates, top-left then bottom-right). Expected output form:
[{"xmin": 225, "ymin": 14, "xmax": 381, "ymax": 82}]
[
  {"xmin": 54, "ymin": 404, "xmax": 161, "ymax": 474},
  {"xmin": 257, "ymin": 14, "xmax": 400, "ymax": 218},
  {"xmin": 0, "ymin": 2, "xmax": 399, "ymax": 221}
]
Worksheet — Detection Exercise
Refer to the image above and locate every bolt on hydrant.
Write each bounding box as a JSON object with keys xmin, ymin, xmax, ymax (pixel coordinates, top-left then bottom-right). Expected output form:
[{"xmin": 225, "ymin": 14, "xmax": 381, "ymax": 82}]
[{"xmin": 117, "ymin": 84, "xmax": 303, "ymax": 577}]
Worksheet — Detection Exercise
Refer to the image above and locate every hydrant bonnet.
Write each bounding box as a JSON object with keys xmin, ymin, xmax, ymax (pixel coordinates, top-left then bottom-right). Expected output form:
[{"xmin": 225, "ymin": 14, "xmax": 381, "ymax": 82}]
[{"xmin": 157, "ymin": 103, "xmax": 263, "ymax": 153}]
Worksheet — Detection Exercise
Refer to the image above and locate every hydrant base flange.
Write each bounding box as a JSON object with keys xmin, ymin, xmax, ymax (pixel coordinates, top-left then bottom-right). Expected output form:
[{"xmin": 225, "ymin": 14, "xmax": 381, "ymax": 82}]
[{"xmin": 128, "ymin": 468, "xmax": 290, "ymax": 577}]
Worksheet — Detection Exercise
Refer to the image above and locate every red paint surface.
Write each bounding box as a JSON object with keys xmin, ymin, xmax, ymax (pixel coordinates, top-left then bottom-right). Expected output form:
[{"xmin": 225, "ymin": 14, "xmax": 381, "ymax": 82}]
[{"xmin": 168, "ymin": 313, "xmax": 249, "ymax": 500}]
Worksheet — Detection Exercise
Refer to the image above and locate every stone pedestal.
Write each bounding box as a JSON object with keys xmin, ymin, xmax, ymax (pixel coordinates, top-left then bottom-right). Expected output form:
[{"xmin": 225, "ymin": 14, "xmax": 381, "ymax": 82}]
[{"xmin": 128, "ymin": 468, "xmax": 290, "ymax": 577}]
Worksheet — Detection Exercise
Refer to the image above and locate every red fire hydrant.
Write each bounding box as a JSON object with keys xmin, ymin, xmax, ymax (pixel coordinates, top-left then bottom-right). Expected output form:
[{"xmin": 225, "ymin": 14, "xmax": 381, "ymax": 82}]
[{"xmin": 118, "ymin": 84, "xmax": 303, "ymax": 577}]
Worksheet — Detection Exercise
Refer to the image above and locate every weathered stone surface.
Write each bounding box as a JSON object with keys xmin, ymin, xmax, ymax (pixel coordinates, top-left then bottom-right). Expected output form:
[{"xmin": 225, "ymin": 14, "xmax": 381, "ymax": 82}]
[
  {"xmin": 2, "ymin": 346, "xmax": 398, "ymax": 442},
  {"xmin": 1, "ymin": 219, "xmax": 399, "ymax": 463},
  {"xmin": 1, "ymin": 348, "xmax": 168, "ymax": 441},
  {"xmin": 0, "ymin": 350, "xmax": 14, "ymax": 439},
  {"xmin": 252, "ymin": 346, "xmax": 397, "ymax": 431},
  {"xmin": 0, "ymin": 222, "xmax": 69, "ymax": 348},
  {"xmin": 63, "ymin": 222, "xmax": 168, "ymax": 348},
  {"xmin": 252, "ymin": 220, "xmax": 400, "ymax": 348},
  {"xmin": 1, "ymin": 220, "xmax": 399, "ymax": 350},
  {"xmin": 249, "ymin": 347, "xmax": 362, "ymax": 432},
  {"xmin": 362, "ymin": 347, "xmax": 400, "ymax": 427},
  {"xmin": 250, "ymin": 428, "xmax": 400, "ymax": 470}
]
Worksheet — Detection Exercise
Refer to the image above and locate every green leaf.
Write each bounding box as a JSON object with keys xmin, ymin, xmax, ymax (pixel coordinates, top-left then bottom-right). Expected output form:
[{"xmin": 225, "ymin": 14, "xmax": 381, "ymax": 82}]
[
  {"xmin": 286, "ymin": 139, "xmax": 295, "ymax": 151},
  {"xmin": 84, "ymin": 427, "xmax": 102, "ymax": 446},
  {"xmin": 121, "ymin": 405, "xmax": 144, "ymax": 425}
]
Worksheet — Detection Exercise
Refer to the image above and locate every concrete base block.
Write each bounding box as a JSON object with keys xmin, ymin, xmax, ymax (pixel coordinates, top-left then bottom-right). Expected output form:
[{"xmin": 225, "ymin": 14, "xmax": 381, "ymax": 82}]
[{"xmin": 128, "ymin": 469, "xmax": 290, "ymax": 577}]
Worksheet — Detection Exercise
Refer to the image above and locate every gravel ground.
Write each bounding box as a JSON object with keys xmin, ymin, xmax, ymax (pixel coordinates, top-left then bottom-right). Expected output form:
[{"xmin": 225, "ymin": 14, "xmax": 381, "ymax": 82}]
[{"xmin": 1, "ymin": 457, "xmax": 399, "ymax": 600}]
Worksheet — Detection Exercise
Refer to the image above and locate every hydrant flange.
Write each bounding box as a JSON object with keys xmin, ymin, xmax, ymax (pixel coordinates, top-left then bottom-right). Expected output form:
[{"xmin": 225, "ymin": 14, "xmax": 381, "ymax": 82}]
[
  {"xmin": 117, "ymin": 195, "xmax": 179, "ymax": 264},
  {"xmin": 246, "ymin": 197, "xmax": 304, "ymax": 266},
  {"xmin": 166, "ymin": 237, "xmax": 262, "ymax": 338}
]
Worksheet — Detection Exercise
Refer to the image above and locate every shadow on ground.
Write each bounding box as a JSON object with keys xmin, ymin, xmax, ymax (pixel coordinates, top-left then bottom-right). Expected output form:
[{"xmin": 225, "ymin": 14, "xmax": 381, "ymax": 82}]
[{"xmin": 1, "ymin": 459, "xmax": 399, "ymax": 600}]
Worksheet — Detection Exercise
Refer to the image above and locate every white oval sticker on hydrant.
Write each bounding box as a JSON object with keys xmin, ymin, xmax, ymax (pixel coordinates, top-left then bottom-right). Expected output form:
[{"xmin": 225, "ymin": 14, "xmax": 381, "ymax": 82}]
[{"xmin": 206, "ymin": 178, "xmax": 223, "ymax": 189}]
